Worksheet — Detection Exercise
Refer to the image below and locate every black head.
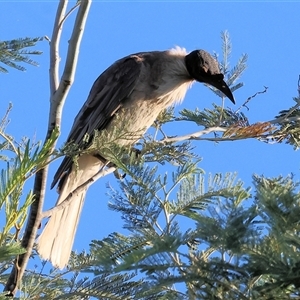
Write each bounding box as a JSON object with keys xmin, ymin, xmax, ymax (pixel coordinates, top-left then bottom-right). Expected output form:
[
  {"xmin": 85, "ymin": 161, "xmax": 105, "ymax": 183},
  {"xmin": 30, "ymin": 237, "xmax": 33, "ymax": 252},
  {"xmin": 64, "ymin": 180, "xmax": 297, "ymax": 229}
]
[{"xmin": 185, "ymin": 50, "xmax": 235, "ymax": 104}]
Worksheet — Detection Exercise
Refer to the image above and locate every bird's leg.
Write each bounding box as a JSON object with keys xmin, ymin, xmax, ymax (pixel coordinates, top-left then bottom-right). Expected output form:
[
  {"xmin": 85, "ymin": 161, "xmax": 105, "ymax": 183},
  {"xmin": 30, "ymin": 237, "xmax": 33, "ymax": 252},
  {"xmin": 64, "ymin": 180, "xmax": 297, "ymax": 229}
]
[
  {"xmin": 111, "ymin": 147, "xmax": 142, "ymax": 179},
  {"xmin": 111, "ymin": 164, "xmax": 126, "ymax": 179},
  {"xmin": 130, "ymin": 147, "xmax": 142, "ymax": 159}
]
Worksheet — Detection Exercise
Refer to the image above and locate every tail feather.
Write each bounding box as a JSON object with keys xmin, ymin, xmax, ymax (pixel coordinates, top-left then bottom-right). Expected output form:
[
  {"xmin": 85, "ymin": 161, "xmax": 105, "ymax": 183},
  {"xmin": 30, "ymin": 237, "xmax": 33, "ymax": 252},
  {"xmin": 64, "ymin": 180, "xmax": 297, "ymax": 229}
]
[{"xmin": 37, "ymin": 154, "xmax": 103, "ymax": 269}]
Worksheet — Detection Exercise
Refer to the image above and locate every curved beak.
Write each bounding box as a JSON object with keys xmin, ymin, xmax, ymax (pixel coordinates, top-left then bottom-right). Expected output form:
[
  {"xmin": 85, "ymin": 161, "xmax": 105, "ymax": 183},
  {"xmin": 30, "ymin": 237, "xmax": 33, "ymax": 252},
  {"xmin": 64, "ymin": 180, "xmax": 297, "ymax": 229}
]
[{"xmin": 210, "ymin": 79, "xmax": 235, "ymax": 104}]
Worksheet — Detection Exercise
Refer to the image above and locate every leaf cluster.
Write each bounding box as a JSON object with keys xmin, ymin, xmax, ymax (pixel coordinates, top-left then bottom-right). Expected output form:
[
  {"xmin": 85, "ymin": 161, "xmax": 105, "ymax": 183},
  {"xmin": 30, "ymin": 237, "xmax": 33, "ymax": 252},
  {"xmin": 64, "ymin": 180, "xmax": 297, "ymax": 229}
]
[
  {"xmin": 0, "ymin": 107, "xmax": 59, "ymax": 283},
  {"xmin": 0, "ymin": 37, "xmax": 43, "ymax": 73}
]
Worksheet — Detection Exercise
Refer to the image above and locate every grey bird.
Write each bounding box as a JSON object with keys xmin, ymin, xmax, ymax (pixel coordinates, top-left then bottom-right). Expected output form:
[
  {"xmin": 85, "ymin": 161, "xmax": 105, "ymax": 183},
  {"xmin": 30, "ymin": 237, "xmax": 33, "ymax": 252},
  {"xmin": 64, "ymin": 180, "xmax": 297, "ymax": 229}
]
[{"xmin": 37, "ymin": 47, "xmax": 234, "ymax": 269}]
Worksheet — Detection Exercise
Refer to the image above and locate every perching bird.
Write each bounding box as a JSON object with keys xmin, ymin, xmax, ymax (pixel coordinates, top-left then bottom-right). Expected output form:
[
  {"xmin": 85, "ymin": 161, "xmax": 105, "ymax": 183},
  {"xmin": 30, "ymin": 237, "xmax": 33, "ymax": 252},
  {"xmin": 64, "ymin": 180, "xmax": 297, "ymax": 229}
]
[{"xmin": 37, "ymin": 47, "xmax": 234, "ymax": 269}]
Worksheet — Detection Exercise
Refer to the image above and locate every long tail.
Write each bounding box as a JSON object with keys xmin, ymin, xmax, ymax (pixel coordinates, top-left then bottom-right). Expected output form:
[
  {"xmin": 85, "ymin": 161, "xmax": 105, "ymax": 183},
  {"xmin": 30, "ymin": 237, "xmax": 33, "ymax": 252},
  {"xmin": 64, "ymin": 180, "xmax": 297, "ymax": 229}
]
[{"xmin": 37, "ymin": 154, "xmax": 103, "ymax": 269}]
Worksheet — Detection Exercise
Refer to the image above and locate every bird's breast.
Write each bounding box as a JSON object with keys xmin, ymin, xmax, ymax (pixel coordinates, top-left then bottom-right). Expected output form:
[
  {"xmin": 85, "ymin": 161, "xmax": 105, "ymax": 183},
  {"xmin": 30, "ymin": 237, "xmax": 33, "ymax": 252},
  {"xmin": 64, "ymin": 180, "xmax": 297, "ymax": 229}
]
[{"xmin": 104, "ymin": 80, "xmax": 192, "ymax": 147}]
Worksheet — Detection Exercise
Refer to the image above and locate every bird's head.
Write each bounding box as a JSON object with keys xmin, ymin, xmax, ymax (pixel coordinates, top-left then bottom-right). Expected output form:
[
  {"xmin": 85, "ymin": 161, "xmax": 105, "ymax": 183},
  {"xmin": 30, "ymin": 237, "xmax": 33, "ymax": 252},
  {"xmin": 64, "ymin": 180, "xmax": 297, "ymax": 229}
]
[{"xmin": 185, "ymin": 50, "xmax": 235, "ymax": 104}]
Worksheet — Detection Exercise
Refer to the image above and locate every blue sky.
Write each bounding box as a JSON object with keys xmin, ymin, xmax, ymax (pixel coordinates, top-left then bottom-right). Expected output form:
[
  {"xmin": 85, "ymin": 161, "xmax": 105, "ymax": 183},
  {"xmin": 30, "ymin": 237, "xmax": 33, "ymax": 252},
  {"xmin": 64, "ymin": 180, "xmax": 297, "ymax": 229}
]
[{"xmin": 1, "ymin": 1, "xmax": 300, "ymax": 265}]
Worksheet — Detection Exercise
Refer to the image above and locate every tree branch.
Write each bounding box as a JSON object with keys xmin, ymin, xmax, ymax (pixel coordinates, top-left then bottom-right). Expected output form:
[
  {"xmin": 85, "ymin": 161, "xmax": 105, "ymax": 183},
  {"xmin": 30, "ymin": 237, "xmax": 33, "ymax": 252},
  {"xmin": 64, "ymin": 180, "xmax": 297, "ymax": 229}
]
[
  {"xmin": 235, "ymin": 86, "xmax": 268, "ymax": 113},
  {"xmin": 159, "ymin": 127, "xmax": 227, "ymax": 144},
  {"xmin": 269, "ymin": 101, "xmax": 300, "ymax": 125},
  {"xmin": 0, "ymin": 130, "xmax": 18, "ymax": 155},
  {"xmin": 41, "ymin": 165, "xmax": 116, "ymax": 219},
  {"xmin": 49, "ymin": 0, "xmax": 68, "ymax": 95},
  {"xmin": 49, "ymin": 0, "xmax": 91, "ymax": 131},
  {"xmin": 4, "ymin": 0, "xmax": 92, "ymax": 295}
]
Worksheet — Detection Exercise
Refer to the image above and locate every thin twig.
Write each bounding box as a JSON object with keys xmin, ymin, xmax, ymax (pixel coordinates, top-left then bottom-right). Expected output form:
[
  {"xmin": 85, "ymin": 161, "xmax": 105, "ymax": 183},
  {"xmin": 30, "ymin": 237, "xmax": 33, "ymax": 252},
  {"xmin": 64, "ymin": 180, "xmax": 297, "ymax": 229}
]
[
  {"xmin": 60, "ymin": 2, "xmax": 81, "ymax": 28},
  {"xmin": 41, "ymin": 165, "xmax": 116, "ymax": 219},
  {"xmin": 0, "ymin": 102, "xmax": 13, "ymax": 130},
  {"xmin": 235, "ymin": 86, "xmax": 268, "ymax": 113},
  {"xmin": 0, "ymin": 131, "xmax": 18, "ymax": 154},
  {"xmin": 298, "ymin": 75, "xmax": 300, "ymax": 98},
  {"xmin": 158, "ymin": 126, "xmax": 227, "ymax": 144}
]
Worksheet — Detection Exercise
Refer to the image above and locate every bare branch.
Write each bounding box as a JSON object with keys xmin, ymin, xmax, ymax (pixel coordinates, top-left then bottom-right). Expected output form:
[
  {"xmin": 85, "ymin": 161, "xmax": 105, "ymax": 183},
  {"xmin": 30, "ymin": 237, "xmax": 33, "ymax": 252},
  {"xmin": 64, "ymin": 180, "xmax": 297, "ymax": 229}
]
[
  {"xmin": 156, "ymin": 121, "xmax": 283, "ymax": 145},
  {"xmin": 4, "ymin": 0, "xmax": 92, "ymax": 295},
  {"xmin": 235, "ymin": 86, "xmax": 268, "ymax": 113},
  {"xmin": 41, "ymin": 165, "xmax": 116, "ymax": 219},
  {"xmin": 49, "ymin": 0, "xmax": 68, "ymax": 95},
  {"xmin": 159, "ymin": 127, "xmax": 227, "ymax": 144},
  {"xmin": 49, "ymin": 1, "xmax": 81, "ymax": 95},
  {"xmin": 49, "ymin": 0, "xmax": 91, "ymax": 131},
  {"xmin": 61, "ymin": 2, "xmax": 81, "ymax": 27}
]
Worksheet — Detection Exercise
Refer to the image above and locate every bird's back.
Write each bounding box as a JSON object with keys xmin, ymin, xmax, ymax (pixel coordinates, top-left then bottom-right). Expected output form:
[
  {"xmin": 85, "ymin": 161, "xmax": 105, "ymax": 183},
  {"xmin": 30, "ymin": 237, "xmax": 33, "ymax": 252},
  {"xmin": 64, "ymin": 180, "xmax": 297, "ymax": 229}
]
[{"xmin": 52, "ymin": 48, "xmax": 193, "ymax": 189}]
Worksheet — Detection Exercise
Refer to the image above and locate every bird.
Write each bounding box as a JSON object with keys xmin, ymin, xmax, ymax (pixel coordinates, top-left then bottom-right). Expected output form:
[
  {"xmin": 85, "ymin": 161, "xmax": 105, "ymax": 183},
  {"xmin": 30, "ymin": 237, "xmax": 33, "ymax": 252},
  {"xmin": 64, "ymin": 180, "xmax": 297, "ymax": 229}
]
[{"xmin": 37, "ymin": 46, "xmax": 235, "ymax": 269}]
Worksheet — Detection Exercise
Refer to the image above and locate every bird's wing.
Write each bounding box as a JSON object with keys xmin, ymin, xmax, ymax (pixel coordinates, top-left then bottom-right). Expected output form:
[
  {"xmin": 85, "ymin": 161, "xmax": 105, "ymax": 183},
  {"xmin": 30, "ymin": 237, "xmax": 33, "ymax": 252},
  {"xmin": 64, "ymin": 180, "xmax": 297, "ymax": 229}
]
[{"xmin": 51, "ymin": 55, "xmax": 143, "ymax": 189}]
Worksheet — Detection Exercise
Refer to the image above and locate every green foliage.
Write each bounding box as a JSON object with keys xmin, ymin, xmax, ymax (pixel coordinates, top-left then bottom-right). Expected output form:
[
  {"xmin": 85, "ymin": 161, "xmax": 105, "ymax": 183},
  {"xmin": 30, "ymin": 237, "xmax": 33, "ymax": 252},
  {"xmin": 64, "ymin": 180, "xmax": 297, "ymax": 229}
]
[
  {"xmin": 95, "ymin": 168, "xmax": 254, "ymax": 299},
  {"xmin": 0, "ymin": 126, "xmax": 59, "ymax": 246},
  {"xmin": 210, "ymin": 30, "xmax": 247, "ymax": 99},
  {"xmin": 17, "ymin": 267, "xmax": 143, "ymax": 300},
  {"xmin": 2, "ymin": 30, "xmax": 300, "ymax": 300},
  {"xmin": 80, "ymin": 171, "xmax": 300, "ymax": 299},
  {"xmin": 273, "ymin": 98, "xmax": 300, "ymax": 149},
  {"xmin": 0, "ymin": 106, "xmax": 59, "ymax": 287},
  {"xmin": 179, "ymin": 104, "xmax": 249, "ymax": 128},
  {"xmin": 0, "ymin": 242, "xmax": 26, "ymax": 263},
  {"xmin": 0, "ymin": 37, "xmax": 42, "ymax": 73}
]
